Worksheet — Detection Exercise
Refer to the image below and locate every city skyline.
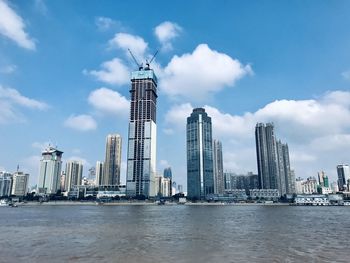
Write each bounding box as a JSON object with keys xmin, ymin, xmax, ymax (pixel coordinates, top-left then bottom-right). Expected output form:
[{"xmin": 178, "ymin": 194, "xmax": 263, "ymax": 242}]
[{"xmin": 1, "ymin": 1, "xmax": 350, "ymax": 189}]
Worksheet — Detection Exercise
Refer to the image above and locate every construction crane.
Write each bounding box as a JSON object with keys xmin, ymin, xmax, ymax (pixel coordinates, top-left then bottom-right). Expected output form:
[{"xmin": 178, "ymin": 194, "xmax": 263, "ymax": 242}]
[
  {"xmin": 128, "ymin": 48, "xmax": 143, "ymax": 70},
  {"xmin": 145, "ymin": 50, "xmax": 158, "ymax": 70},
  {"xmin": 128, "ymin": 48, "xmax": 159, "ymax": 71}
]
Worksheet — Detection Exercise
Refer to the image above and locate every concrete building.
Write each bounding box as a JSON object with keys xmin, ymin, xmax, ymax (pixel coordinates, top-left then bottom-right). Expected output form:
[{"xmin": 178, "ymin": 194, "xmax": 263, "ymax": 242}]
[
  {"xmin": 337, "ymin": 164, "xmax": 350, "ymax": 191},
  {"xmin": 37, "ymin": 146, "xmax": 63, "ymax": 195},
  {"xmin": 95, "ymin": 161, "xmax": 104, "ymax": 186},
  {"xmin": 224, "ymin": 172, "xmax": 259, "ymax": 194},
  {"xmin": 249, "ymin": 189, "xmax": 279, "ymax": 200},
  {"xmin": 186, "ymin": 108, "xmax": 214, "ymax": 200},
  {"xmin": 0, "ymin": 172, "xmax": 12, "ymax": 197},
  {"xmin": 126, "ymin": 67, "xmax": 158, "ymax": 197},
  {"xmin": 163, "ymin": 167, "xmax": 172, "ymax": 196},
  {"xmin": 11, "ymin": 171, "xmax": 29, "ymax": 196},
  {"xmin": 302, "ymin": 177, "xmax": 318, "ymax": 194},
  {"xmin": 155, "ymin": 174, "xmax": 172, "ymax": 197},
  {"xmin": 103, "ymin": 134, "xmax": 122, "ymax": 186},
  {"xmin": 255, "ymin": 123, "xmax": 279, "ymax": 191},
  {"xmin": 65, "ymin": 160, "xmax": 83, "ymax": 191},
  {"xmin": 213, "ymin": 140, "xmax": 224, "ymax": 194}
]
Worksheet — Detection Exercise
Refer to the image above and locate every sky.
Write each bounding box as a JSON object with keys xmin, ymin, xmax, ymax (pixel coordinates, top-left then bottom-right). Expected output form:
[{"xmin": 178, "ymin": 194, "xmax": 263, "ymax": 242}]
[{"xmin": 1, "ymin": 0, "xmax": 350, "ymax": 189}]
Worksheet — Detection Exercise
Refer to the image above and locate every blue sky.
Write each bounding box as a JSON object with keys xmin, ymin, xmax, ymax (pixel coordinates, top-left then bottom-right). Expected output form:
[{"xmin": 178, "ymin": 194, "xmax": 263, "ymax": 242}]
[{"xmin": 1, "ymin": 0, "xmax": 350, "ymax": 188}]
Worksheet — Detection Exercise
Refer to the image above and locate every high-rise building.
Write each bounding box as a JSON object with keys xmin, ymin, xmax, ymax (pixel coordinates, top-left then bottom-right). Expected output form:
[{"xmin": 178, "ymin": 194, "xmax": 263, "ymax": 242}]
[
  {"xmin": 65, "ymin": 160, "xmax": 83, "ymax": 191},
  {"xmin": 276, "ymin": 141, "xmax": 294, "ymax": 195},
  {"xmin": 126, "ymin": 67, "xmax": 157, "ymax": 197},
  {"xmin": 255, "ymin": 123, "xmax": 279, "ymax": 191},
  {"xmin": 11, "ymin": 171, "xmax": 29, "ymax": 196},
  {"xmin": 95, "ymin": 161, "xmax": 104, "ymax": 186},
  {"xmin": 154, "ymin": 173, "xmax": 172, "ymax": 197},
  {"xmin": 0, "ymin": 172, "xmax": 12, "ymax": 197},
  {"xmin": 186, "ymin": 108, "xmax": 214, "ymax": 199},
  {"xmin": 37, "ymin": 146, "xmax": 63, "ymax": 195},
  {"xmin": 213, "ymin": 139, "xmax": 224, "ymax": 195},
  {"xmin": 337, "ymin": 165, "xmax": 350, "ymax": 191},
  {"xmin": 163, "ymin": 167, "xmax": 172, "ymax": 196},
  {"xmin": 103, "ymin": 134, "xmax": 122, "ymax": 186}
]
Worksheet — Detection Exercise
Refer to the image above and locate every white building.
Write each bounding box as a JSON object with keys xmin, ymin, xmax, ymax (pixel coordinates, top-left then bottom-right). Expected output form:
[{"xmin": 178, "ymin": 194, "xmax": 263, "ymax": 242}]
[
  {"xmin": 154, "ymin": 174, "xmax": 172, "ymax": 197},
  {"xmin": 65, "ymin": 160, "xmax": 83, "ymax": 191},
  {"xmin": 301, "ymin": 177, "xmax": 318, "ymax": 194},
  {"xmin": 11, "ymin": 171, "xmax": 29, "ymax": 196},
  {"xmin": 37, "ymin": 146, "xmax": 63, "ymax": 195},
  {"xmin": 294, "ymin": 194, "xmax": 329, "ymax": 205}
]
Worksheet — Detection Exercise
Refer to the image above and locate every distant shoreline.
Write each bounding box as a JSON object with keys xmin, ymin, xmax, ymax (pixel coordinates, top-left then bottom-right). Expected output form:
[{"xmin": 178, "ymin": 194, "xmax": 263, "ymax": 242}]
[{"xmin": 15, "ymin": 201, "xmax": 292, "ymax": 207}]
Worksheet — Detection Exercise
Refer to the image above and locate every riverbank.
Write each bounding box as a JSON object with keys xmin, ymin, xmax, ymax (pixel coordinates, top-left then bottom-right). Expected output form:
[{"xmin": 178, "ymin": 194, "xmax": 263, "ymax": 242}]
[{"xmin": 16, "ymin": 201, "xmax": 291, "ymax": 206}]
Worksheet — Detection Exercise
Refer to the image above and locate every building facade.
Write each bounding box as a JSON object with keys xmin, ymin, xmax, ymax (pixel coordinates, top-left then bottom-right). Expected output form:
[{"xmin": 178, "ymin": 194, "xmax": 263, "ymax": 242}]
[
  {"xmin": 255, "ymin": 123, "xmax": 295, "ymax": 196},
  {"xmin": 337, "ymin": 164, "xmax": 350, "ymax": 191},
  {"xmin": 186, "ymin": 108, "xmax": 214, "ymax": 199},
  {"xmin": 95, "ymin": 161, "xmax": 104, "ymax": 186},
  {"xmin": 163, "ymin": 167, "xmax": 172, "ymax": 196},
  {"xmin": 255, "ymin": 123, "xmax": 279, "ymax": 191},
  {"xmin": 103, "ymin": 134, "xmax": 122, "ymax": 186},
  {"xmin": 65, "ymin": 160, "xmax": 83, "ymax": 191},
  {"xmin": 0, "ymin": 172, "xmax": 12, "ymax": 197},
  {"xmin": 37, "ymin": 146, "xmax": 63, "ymax": 195},
  {"xmin": 126, "ymin": 68, "xmax": 157, "ymax": 197},
  {"xmin": 11, "ymin": 171, "xmax": 29, "ymax": 196},
  {"xmin": 213, "ymin": 139, "xmax": 224, "ymax": 195}
]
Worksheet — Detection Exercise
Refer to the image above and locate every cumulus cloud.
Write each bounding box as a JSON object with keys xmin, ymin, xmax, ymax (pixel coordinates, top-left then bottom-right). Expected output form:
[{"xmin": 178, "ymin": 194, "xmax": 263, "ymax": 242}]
[
  {"xmin": 109, "ymin": 32, "xmax": 148, "ymax": 59},
  {"xmin": 88, "ymin": 87, "xmax": 129, "ymax": 117},
  {"xmin": 164, "ymin": 90, "xmax": 350, "ymax": 181},
  {"xmin": 161, "ymin": 44, "xmax": 252, "ymax": 101},
  {"xmin": 84, "ymin": 58, "xmax": 130, "ymax": 86},
  {"xmin": 0, "ymin": 85, "xmax": 48, "ymax": 124},
  {"xmin": 64, "ymin": 114, "xmax": 97, "ymax": 131},
  {"xmin": 154, "ymin": 21, "xmax": 182, "ymax": 51},
  {"xmin": 0, "ymin": 0, "xmax": 36, "ymax": 50}
]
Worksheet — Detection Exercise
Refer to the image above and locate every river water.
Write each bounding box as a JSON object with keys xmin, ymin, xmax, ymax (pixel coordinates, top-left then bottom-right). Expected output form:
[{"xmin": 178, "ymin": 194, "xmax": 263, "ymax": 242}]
[{"xmin": 0, "ymin": 205, "xmax": 349, "ymax": 263}]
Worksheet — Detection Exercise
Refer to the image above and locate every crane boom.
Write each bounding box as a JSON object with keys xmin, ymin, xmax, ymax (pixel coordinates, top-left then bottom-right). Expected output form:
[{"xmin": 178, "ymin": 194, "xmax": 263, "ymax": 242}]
[{"xmin": 128, "ymin": 48, "xmax": 143, "ymax": 70}]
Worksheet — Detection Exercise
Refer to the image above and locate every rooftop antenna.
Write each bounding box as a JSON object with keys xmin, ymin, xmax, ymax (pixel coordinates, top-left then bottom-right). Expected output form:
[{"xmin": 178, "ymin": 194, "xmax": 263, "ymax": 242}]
[
  {"xmin": 145, "ymin": 50, "xmax": 158, "ymax": 70},
  {"xmin": 128, "ymin": 48, "xmax": 143, "ymax": 70}
]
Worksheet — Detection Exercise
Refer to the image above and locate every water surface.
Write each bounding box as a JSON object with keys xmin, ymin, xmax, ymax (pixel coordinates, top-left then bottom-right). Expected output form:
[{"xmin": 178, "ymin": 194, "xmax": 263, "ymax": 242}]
[{"xmin": 0, "ymin": 205, "xmax": 349, "ymax": 263}]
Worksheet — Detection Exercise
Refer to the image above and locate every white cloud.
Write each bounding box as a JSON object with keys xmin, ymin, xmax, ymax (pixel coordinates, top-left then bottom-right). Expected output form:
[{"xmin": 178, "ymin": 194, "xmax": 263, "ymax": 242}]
[
  {"xmin": 0, "ymin": 86, "xmax": 48, "ymax": 109},
  {"xmin": 154, "ymin": 21, "xmax": 182, "ymax": 51},
  {"xmin": 64, "ymin": 114, "xmax": 97, "ymax": 131},
  {"xmin": 0, "ymin": 64, "xmax": 16, "ymax": 74},
  {"xmin": 84, "ymin": 58, "xmax": 130, "ymax": 86},
  {"xmin": 109, "ymin": 32, "xmax": 148, "ymax": 60},
  {"xmin": 164, "ymin": 90, "xmax": 350, "ymax": 181},
  {"xmin": 0, "ymin": 0, "xmax": 36, "ymax": 50},
  {"xmin": 95, "ymin": 16, "xmax": 116, "ymax": 31},
  {"xmin": 164, "ymin": 103, "xmax": 192, "ymax": 131},
  {"xmin": 0, "ymin": 85, "xmax": 48, "ymax": 124},
  {"xmin": 161, "ymin": 44, "xmax": 252, "ymax": 101},
  {"xmin": 88, "ymin": 87, "xmax": 129, "ymax": 117}
]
